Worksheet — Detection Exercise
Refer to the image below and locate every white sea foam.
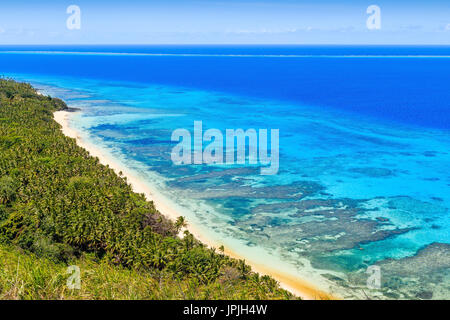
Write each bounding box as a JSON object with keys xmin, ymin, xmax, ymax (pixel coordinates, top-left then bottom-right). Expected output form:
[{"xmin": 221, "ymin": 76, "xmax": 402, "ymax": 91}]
[{"xmin": 2, "ymin": 50, "xmax": 450, "ymax": 58}]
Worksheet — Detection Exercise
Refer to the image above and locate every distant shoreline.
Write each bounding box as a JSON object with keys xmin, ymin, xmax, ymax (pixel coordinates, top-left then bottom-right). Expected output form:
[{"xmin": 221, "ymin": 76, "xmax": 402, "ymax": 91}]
[{"xmin": 53, "ymin": 110, "xmax": 336, "ymax": 300}]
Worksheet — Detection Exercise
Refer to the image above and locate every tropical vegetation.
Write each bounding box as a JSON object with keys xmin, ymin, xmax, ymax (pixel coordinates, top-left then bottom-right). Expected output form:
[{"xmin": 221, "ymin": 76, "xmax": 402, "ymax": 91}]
[{"xmin": 0, "ymin": 79, "xmax": 294, "ymax": 300}]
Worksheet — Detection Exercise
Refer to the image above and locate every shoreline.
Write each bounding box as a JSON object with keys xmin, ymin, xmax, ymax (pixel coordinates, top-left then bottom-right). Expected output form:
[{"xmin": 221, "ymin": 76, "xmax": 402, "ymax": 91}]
[{"xmin": 54, "ymin": 110, "xmax": 336, "ymax": 300}]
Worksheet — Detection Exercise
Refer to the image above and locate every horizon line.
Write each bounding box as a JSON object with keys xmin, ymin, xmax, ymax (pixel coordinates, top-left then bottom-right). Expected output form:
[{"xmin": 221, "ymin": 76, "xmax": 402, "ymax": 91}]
[{"xmin": 1, "ymin": 43, "xmax": 450, "ymax": 47}]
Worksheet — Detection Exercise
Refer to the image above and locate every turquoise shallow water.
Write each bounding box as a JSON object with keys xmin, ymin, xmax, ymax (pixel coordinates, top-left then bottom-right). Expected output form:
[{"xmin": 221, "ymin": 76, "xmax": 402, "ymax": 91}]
[{"xmin": 4, "ymin": 52, "xmax": 450, "ymax": 298}]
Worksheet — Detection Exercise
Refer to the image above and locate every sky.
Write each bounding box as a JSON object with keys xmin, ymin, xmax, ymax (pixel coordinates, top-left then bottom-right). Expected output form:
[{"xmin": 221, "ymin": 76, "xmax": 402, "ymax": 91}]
[{"xmin": 0, "ymin": 0, "xmax": 449, "ymax": 45}]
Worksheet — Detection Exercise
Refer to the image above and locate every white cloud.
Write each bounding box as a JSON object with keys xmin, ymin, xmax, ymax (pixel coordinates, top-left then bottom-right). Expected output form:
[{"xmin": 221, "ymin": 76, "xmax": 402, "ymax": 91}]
[{"xmin": 226, "ymin": 28, "xmax": 300, "ymax": 35}]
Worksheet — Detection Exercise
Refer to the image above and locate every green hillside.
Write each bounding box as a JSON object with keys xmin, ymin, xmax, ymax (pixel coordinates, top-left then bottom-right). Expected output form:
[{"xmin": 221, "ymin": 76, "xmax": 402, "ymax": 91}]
[{"xmin": 0, "ymin": 79, "xmax": 294, "ymax": 300}]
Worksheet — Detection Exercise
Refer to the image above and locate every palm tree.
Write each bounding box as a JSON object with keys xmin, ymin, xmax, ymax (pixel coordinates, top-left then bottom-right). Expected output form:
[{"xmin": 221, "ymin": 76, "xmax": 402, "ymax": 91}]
[
  {"xmin": 0, "ymin": 176, "xmax": 17, "ymax": 205},
  {"xmin": 175, "ymin": 216, "xmax": 187, "ymax": 233}
]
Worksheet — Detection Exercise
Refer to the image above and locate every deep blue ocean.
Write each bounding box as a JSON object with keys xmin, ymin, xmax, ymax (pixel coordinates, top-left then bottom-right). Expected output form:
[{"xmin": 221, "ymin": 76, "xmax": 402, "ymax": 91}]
[
  {"xmin": 1, "ymin": 45, "xmax": 449, "ymax": 299},
  {"xmin": 2, "ymin": 45, "xmax": 450, "ymax": 128}
]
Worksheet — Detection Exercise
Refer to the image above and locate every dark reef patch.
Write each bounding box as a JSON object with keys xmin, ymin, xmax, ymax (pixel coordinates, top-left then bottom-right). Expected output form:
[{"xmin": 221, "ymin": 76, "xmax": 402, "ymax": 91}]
[
  {"xmin": 348, "ymin": 167, "xmax": 395, "ymax": 178},
  {"xmin": 347, "ymin": 243, "xmax": 450, "ymax": 299},
  {"xmin": 238, "ymin": 198, "xmax": 413, "ymax": 256}
]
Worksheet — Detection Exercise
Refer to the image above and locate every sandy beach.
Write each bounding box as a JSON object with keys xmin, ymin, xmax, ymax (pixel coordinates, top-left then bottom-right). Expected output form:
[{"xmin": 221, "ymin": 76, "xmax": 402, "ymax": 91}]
[{"xmin": 54, "ymin": 110, "xmax": 336, "ymax": 300}]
